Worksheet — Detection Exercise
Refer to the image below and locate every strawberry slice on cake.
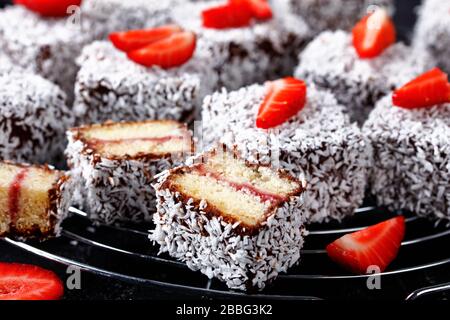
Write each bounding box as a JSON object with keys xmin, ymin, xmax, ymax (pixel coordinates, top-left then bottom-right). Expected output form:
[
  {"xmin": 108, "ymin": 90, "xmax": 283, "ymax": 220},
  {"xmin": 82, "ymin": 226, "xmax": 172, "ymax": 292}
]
[
  {"xmin": 202, "ymin": 1, "xmax": 252, "ymax": 29},
  {"xmin": 127, "ymin": 31, "xmax": 196, "ymax": 69},
  {"xmin": 393, "ymin": 67, "xmax": 450, "ymax": 109},
  {"xmin": 202, "ymin": 0, "xmax": 273, "ymax": 29},
  {"xmin": 109, "ymin": 25, "xmax": 183, "ymax": 52},
  {"xmin": 256, "ymin": 77, "xmax": 307, "ymax": 129},
  {"xmin": 245, "ymin": 0, "xmax": 273, "ymax": 20},
  {"xmin": 352, "ymin": 8, "xmax": 396, "ymax": 59},
  {"xmin": 109, "ymin": 24, "xmax": 197, "ymax": 69},
  {"xmin": 14, "ymin": 0, "xmax": 82, "ymax": 17}
]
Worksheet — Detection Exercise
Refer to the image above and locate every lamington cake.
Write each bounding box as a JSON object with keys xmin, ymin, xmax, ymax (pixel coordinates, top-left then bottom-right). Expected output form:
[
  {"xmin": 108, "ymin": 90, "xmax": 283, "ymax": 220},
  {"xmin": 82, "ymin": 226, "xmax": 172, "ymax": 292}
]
[
  {"xmin": 0, "ymin": 4, "xmax": 96, "ymax": 101},
  {"xmin": 202, "ymin": 78, "xmax": 371, "ymax": 223},
  {"xmin": 66, "ymin": 120, "xmax": 193, "ymax": 224},
  {"xmin": 0, "ymin": 69, "xmax": 73, "ymax": 166},
  {"xmin": 273, "ymin": 0, "xmax": 394, "ymax": 35},
  {"xmin": 80, "ymin": 0, "xmax": 175, "ymax": 40},
  {"xmin": 0, "ymin": 162, "xmax": 73, "ymax": 240},
  {"xmin": 363, "ymin": 68, "xmax": 450, "ymax": 221},
  {"xmin": 171, "ymin": 0, "xmax": 311, "ymax": 90},
  {"xmin": 295, "ymin": 15, "xmax": 432, "ymax": 124},
  {"xmin": 414, "ymin": 0, "xmax": 450, "ymax": 74},
  {"xmin": 151, "ymin": 146, "xmax": 307, "ymax": 291},
  {"xmin": 73, "ymin": 27, "xmax": 216, "ymax": 125}
]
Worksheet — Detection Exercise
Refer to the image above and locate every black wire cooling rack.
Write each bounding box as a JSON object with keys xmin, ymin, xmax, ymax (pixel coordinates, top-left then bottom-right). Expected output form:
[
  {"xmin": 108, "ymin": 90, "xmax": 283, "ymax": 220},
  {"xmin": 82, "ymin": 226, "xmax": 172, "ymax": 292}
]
[{"xmin": 4, "ymin": 203, "xmax": 450, "ymax": 300}]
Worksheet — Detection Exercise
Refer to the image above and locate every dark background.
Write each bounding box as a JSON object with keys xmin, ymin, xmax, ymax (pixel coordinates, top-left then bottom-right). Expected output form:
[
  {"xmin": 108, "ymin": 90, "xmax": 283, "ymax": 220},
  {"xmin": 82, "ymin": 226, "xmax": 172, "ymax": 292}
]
[{"xmin": 0, "ymin": 0, "xmax": 431, "ymax": 300}]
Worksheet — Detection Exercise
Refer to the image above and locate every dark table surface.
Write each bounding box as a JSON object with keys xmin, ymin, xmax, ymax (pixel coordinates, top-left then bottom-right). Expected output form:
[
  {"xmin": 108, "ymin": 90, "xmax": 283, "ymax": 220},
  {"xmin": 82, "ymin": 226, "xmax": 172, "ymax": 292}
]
[{"xmin": 0, "ymin": 0, "xmax": 432, "ymax": 300}]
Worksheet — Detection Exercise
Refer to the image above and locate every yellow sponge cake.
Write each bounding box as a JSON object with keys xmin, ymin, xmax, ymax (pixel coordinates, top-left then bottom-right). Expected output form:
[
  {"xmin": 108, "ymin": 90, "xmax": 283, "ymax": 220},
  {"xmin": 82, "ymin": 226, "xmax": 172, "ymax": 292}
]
[{"xmin": 0, "ymin": 162, "xmax": 73, "ymax": 240}]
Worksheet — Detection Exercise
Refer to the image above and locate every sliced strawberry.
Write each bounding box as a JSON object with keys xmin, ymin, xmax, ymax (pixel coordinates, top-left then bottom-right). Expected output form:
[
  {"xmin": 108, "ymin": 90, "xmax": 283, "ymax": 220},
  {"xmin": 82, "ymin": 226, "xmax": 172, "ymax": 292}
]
[
  {"xmin": 393, "ymin": 68, "xmax": 450, "ymax": 109},
  {"xmin": 247, "ymin": 0, "xmax": 273, "ymax": 20},
  {"xmin": 326, "ymin": 216, "xmax": 405, "ymax": 274},
  {"xmin": 202, "ymin": 2, "xmax": 252, "ymax": 29},
  {"xmin": 0, "ymin": 263, "xmax": 64, "ymax": 300},
  {"xmin": 109, "ymin": 25, "xmax": 183, "ymax": 53},
  {"xmin": 256, "ymin": 77, "xmax": 307, "ymax": 129},
  {"xmin": 127, "ymin": 31, "xmax": 196, "ymax": 69},
  {"xmin": 352, "ymin": 8, "xmax": 396, "ymax": 59},
  {"xmin": 14, "ymin": 0, "xmax": 82, "ymax": 17}
]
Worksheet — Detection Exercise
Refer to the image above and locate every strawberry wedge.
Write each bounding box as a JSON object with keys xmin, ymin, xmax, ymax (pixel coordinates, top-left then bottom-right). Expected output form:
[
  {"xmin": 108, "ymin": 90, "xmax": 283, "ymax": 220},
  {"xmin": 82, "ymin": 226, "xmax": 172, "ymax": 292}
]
[
  {"xmin": 393, "ymin": 68, "xmax": 450, "ymax": 109},
  {"xmin": 231, "ymin": 0, "xmax": 273, "ymax": 20},
  {"xmin": 202, "ymin": 0, "xmax": 273, "ymax": 29},
  {"xmin": 14, "ymin": 0, "xmax": 82, "ymax": 17},
  {"xmin": 202, "ymin": 2, "xmax": 252, "ymax": 29},
  {"xmin": 127, "ymin": 31, "xmax": 196, "ymax": 69},
  {"xmin": 326, "ymin": 216, "xmax": 406, "ymax": 274},
  {"xmin": 0, "ymin": 263, "xmax": 64, "ymax": 300},
  {"xmin": 256, "ymin": 77, "xmax": 307, "ymax": 129},
  {"xmin": 352, "ymin": 8, "xmax": 396, "ymax": 59},
  {"xmin": 109, "ymin": 25, "xmax": 183, "ymax": 52}
]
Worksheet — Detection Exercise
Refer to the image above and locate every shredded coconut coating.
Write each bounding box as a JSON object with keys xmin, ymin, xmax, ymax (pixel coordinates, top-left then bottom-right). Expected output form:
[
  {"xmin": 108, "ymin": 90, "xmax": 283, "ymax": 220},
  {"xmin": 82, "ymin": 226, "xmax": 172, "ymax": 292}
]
[
  {"xmin": 80, "ymin": 0, "xmax": 176, "ymax": 40},
  {"xmin": 73, "ymin": 41, "xmax": 217, "ymax": 125},
  {"xmin": 52, "ymin": 173, "xmax": 76, "ymax": 238},
  {"xmin": 295, "ymin": 30, "xmax": 433, "ymax": 124},
  {"xmin": 363, "ymin": 96, "xmax": 450, "ymax": 221},
  {"xmin": 0, "ymin": 54, "xmax": 20, "ymax": 74},
  {"xmin": 201, "ymin": 84, "xmax": 371, "ymax": 223},
  {"xmin": 0, "ymin": 71, "xmax": 73, "ymax": 166},
  {"xmin": 172, "ymin": 1, "xmax": 311, "ymax": 90},
  {"xmin": 413, "ymin": 0, "xmax": 450, "ymax": 74},
  {"xmin": 150, "ymin": 170, "xmax": 307, "ymax": 291}
]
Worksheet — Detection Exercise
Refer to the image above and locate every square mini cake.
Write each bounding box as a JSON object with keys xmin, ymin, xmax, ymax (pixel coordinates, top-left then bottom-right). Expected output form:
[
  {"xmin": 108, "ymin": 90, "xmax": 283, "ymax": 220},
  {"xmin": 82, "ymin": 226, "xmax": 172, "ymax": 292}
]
[
  {"xmin": 363, "ymin": 68, "xmax": 450, "ymax": 221},
  {"xmin": 0, "ymin": 161, "xmax": 74, "ymax": 240},
  {"xmin": 0, "ymin": 68, "xmax": 73, "ymax": 166},
  {"xmin": 66, "ymin": 120, "xmax": 193, "ymax": 224},
  {"xmin": 273, "ymin": 0, "xmax": 394, "ymax": 35},
  {"xmin": 73, "ymin": 33, "xmax": 216, "ymax": 125},
  {"xmin": 0, "ymin": 4, "xmax": 96, "ymax": 100},
  {"xmin": 414, "ymin": 0, "xmax": 450, "ymax": 74},
  {"xmin": 202, "ymin": 78, "xmax": 371, "ymax": 223},
  {"xmin": 295, "ymin": 30, "xmax": 432, "ymax": 124},
  {"xmin": 151, "ymin": 146, "xmax": 306, "ymax": 291},
  {"xmin": 171, "ymin": 0, "xmax": 311, "ymax": 90}
]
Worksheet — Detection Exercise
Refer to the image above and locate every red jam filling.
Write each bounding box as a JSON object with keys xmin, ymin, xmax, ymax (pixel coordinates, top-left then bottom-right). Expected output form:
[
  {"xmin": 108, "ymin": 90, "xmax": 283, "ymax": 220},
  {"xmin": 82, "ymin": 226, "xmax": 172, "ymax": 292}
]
[
  {"xmin": 194, "ymin": 164, "xmax": 286, "ymax": 203},
  {"xmin": 8, "ymin": 168, "xmax": 28, "ymax": 224}
]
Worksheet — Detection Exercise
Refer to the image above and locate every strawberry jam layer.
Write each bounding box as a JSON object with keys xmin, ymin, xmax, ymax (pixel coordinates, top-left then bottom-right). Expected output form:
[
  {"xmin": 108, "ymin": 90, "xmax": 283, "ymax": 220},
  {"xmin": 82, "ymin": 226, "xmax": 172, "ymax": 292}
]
[
  {"xmin": 89, "ymin": 135, "xmax": 186, "ymax": 144},
  {"xmin": 193, "ymin": 164, "xmax": 286, "ymax": 203},
  {"xmin": 8, "ymin": 168, "xmax": 28, "ymax": 225}
]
